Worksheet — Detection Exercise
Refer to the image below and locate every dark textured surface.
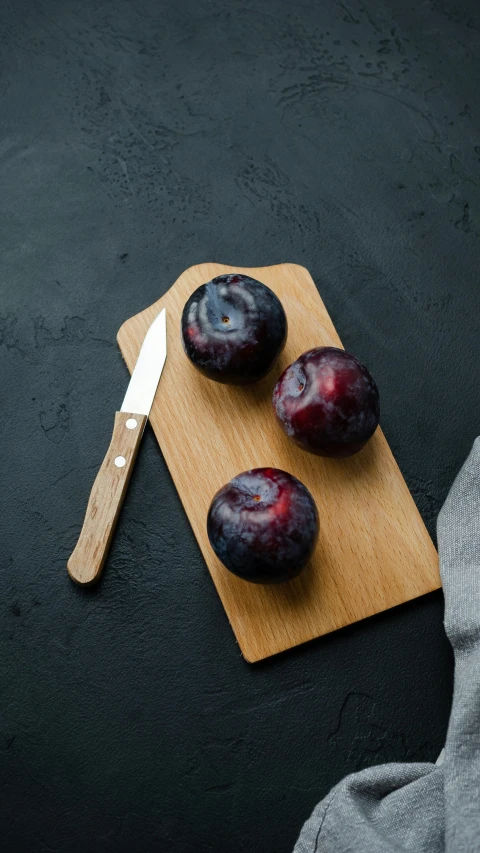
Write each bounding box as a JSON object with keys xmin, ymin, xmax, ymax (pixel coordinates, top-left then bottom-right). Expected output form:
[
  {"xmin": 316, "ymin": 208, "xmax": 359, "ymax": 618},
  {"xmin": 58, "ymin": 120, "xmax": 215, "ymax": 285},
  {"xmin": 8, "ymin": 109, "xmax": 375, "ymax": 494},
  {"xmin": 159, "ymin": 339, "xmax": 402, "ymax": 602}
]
[{"xmin": 1, "ymin": 0, "xmax": 479, "ymax": 850}]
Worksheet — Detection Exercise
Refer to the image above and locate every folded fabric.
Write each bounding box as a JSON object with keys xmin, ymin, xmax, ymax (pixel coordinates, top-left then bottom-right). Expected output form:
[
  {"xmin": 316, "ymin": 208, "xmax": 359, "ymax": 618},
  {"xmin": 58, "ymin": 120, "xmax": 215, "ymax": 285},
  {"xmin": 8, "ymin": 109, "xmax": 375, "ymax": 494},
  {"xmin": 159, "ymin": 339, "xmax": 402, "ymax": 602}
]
[{"xmin": 294, "ymin": 437, "xmax": 480, "ymax": 853}]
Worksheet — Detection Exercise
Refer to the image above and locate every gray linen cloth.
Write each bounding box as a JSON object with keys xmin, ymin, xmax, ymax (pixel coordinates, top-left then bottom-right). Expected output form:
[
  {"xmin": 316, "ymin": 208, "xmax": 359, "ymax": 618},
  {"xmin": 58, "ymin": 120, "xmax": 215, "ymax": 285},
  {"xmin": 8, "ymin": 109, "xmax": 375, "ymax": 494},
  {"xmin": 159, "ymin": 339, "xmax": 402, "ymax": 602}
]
[{"xmin": 294, "ymin": 437, "xmax": 480, "ymax": 853}]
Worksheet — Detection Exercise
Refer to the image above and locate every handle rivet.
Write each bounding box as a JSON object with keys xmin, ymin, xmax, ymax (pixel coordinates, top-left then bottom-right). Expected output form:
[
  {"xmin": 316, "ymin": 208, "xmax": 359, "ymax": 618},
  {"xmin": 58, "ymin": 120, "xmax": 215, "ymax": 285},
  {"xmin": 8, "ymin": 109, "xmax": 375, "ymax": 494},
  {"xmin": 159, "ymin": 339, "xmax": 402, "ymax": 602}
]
[
  {"xmin": 126, "ymin": 418, "xmax": 138, "ymax": 430},
  {"xmin": 114, "ymin": 456, "xmax": 126, "ymax": 468}
]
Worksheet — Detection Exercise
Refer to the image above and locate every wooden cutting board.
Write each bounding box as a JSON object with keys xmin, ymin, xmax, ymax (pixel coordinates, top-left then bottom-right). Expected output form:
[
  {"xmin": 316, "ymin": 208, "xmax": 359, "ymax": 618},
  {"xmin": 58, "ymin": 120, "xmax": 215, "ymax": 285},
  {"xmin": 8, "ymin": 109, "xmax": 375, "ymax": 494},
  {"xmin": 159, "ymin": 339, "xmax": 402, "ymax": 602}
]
[{"xmin": 117, "ymin": 263, "xmax": 440, "ymax": 662}]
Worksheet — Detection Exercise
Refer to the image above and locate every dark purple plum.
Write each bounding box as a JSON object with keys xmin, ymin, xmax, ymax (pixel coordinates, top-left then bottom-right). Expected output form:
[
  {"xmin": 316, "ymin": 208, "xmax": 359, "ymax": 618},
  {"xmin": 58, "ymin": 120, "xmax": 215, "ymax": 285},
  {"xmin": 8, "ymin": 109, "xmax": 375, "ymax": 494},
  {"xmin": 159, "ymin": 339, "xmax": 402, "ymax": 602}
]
[
  {"xmin": 273, "ymin": 347, "xmax": 379, "ymax": 458},
  {"xmin": 181, "ymin": 274, "xmax": 287, "ymax": 384},
  {"xmin": 207, "ymin": 468, "xmax": 319, "ymax": 584}
]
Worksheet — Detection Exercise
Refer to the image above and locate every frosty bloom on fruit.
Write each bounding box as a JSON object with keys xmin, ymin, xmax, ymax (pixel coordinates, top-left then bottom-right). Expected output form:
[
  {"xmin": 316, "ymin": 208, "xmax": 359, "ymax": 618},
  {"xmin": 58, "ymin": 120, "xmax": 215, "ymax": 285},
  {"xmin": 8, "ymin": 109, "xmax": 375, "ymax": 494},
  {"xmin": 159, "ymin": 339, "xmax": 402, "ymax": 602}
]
[
  {"xmin": 273, "ymin": 347, "xmax": 379, "ymax": 458},
  {"xmin": 181, "ymin": 273, "xmax": 287, "ymax": 384},
  {"xmin": 207, "ymin": 468, "xmax": 319, "ymax": 584}
]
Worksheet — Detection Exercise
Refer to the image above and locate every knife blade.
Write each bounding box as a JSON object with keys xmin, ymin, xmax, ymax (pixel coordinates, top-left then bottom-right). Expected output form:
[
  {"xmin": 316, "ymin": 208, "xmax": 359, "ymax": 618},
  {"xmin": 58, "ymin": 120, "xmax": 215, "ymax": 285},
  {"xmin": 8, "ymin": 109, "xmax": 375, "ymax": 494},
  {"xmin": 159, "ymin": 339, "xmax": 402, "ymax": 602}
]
[{"xmin": 67, "ymin": 309, "xmax": 167, "ymax": 585}]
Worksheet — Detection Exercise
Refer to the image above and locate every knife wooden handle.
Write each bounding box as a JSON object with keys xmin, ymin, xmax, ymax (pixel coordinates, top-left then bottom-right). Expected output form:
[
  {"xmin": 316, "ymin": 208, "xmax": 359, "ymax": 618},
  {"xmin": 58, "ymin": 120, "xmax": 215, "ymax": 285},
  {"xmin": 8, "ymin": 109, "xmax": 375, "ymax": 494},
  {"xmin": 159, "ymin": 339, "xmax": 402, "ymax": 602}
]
[{"xmin": 67, "ymin": 412, "xmax": 147, "ymax": 585}]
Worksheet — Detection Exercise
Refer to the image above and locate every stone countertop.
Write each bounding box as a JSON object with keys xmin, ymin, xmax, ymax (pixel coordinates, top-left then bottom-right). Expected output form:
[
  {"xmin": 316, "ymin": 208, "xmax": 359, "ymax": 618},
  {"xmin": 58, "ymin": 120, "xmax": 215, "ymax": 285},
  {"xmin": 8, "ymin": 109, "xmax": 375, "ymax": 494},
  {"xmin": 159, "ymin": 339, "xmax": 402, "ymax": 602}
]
[{"xmin": 2, "ymin": 1, "xmax": 479, "ymax": 851}]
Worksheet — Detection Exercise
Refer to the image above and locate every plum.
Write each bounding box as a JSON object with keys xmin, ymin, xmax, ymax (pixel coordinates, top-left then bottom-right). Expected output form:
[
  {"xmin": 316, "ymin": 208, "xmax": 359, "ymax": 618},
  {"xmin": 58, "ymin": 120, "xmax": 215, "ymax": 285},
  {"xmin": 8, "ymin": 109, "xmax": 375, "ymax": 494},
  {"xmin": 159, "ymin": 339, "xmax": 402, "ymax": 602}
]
[
  {"xmin": 273, "ymin": 347, "xmax": 379, "ymax": 458},
  {"xmin": 181, "ymin": 273, "xmax": 287, "ymax": 384},
  {"xmin": 207, "ymin": 468, "xmax": 319, "ymax": 584}
]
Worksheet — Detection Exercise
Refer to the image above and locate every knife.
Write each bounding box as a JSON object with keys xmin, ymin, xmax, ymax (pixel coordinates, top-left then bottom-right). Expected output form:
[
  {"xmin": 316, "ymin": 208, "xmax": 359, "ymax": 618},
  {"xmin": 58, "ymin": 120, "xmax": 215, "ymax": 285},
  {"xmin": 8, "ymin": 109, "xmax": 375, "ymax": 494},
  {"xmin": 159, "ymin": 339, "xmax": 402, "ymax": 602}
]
[{"xmin": 67, "ymin": 309, "xmax": 167, "ymax": 586}]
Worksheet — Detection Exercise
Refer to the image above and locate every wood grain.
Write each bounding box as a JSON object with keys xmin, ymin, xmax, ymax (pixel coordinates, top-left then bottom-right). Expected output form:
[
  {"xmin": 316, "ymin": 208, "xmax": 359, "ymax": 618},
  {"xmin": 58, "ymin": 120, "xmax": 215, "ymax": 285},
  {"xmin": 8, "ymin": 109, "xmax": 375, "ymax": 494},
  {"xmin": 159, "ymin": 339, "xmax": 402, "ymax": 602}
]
[
  {"xmin": 117, "ymin": 264, "xmax": 440, "ymax": 662},
  {"xmin": 67, "ymin": 412, "xmax": 147, "ymax": 585}
]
